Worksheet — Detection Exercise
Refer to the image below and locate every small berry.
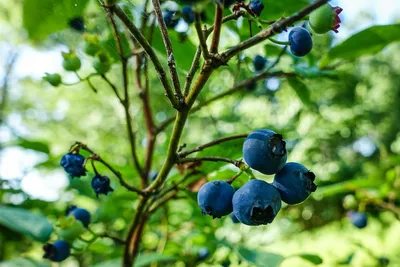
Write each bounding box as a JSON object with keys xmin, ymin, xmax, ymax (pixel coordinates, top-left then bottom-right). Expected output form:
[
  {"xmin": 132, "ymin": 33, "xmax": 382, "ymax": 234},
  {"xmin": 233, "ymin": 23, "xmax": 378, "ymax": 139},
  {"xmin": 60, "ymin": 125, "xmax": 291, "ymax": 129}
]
[
  {"xmin": 66, "ymin": 206, "xmax": 91, "ymax": 227},
  {"xmin": 43, "ymin": 240, "xmax": 70, "ymax": 262},
  {"xmin": 232, "ymin": 179, "xmax": 281, "ymax": 226},
  {"xmin": 348, "ymin": 211, "xmax": 368, "ymax": 229},
  {"xmin": 231, "ymin": 213, "xmax": 240, "ymax": 224},
  {"xmin": 60, "ymin": 153, "xmax": 86, "ymax": 178},
  {"xmin": 93, "ymin": 51, "xmax": 111, "ymax": 74},
  {"xmin": 163, "ymin": 10, "xmax": 179, "ymax": 29},
  {"xmin": 68, "ymin": 17, "xmax": 85, "ymax": 32},
  {"xmin": 288, "ymin": 27, "xmax": 313, "ymax": 57},
  {"xmin": 246, "ymin": 81, "xmax": 257, "ymax": 91},
  {"xmin": 198, "ymin": 247, "xmax": 210, "ymax": 260},
  {"xmin": 148, "ymin": 170, "xmax": 158, "ymax": 181},
  {"xmin": 342, "ymin": 194, "xmax": 358, "ymax": 210},
  {"xmin": 243, "ymin": 129, "xmax": 287, "ymax": 175},
  {"xmin": 309, "ymin": 3, "xmax": 343, "ymax": 34},
  {"xmin": 273, "ymin": 162, "xmax": 317, "ymax": 205},
  {"xmin": 62, "ymin": 51, "xmax": 81, "ymax": 72},
  {"xmin": 252, "ymin": 55, "xmax": 267, "ymax": 71},
  {"xmin": 197, "ymin": 180, "xmax": 235, "ymax": 218},
  {"xmin": 248, "ymin": 0, "xmax": 264, "ymax": 17},
  {"xmin": 182, "ymin": 6, "xmax": 195, "ymax": 24},
  {"xmin": 91, "ymin": 175, "xmax": 114, "ymax": 197},
  {"xmin": 43, "ymin": 73, "xmax": 62, "ymax": 87}
]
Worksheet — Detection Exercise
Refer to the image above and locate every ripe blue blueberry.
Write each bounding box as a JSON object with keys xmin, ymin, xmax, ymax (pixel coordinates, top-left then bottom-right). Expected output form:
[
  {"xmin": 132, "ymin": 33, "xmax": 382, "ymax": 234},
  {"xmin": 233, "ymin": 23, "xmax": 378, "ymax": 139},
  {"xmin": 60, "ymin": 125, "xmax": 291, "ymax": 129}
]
[
  {"xmin": 246, "ymin": 80, "xmax": 257, "ymax": 91},
  {"xmin": 43, "ymin": 240, "xmax": 71, "ymax": 262},
  {"xmin": 252, "ymin": 55, "xmax": 267, "ymax": 71},
  {"xmin": 60, "ymin": 153, "xmax": 86, "ymax": 178},
  {"xmin": 163, "ymin": 10, "xmax": 179, "ymax": 29},
  {"xmin": 66, "ymin": 206, "xmax": 91, "ymax": 227},
  {"xmin": 68, "ymin": 17, "xmax": 85, "ymax": 32},
  {"xmin": 243, "ymin": 129, "xmax": 287, "ymax": 175},
  {"xmin": 348, "ymin": 211, "xmax": 368, "ymax": 229},
  {"xmin": 182, "ymin": 6, "xmax": 195, "ymax": 24},
  {"xmin": 273, "ymin": 162, "xmax": 317, "ymax": 205},
  {"xmin": 249, "ymin": 0, "xmax": 264, "ymax": 17},
  {"xmin": 198, "ymin": 247, "xmax": 210, "ymax": 260},
  {"xmin": 197, "ymin": 180, "xmax": 235, "ymax": 218},
  {"xmin": 91, "ymin": 175, "xmax": 114, "ymax": 197},
  {"xmin": 231, "ymin": 213, "xmax": 240, "ymax": 224},
  {"xmin": 288, "ymin": 27, "xmax": 313, "ymax": 57},
  {"xmin": 232, "ymin": 179, "xmax": 281, "ymax": 226}
]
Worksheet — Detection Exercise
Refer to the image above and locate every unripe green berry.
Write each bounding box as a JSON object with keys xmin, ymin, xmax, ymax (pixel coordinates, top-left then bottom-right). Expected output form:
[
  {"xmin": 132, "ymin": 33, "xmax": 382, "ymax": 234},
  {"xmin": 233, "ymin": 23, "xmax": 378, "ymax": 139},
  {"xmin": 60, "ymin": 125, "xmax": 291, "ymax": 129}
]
[
  {"xmin": 83, "ymin": 34, "xmax": 101, "ymax": 56},
  {"xmin": 309, "ymin": 4, "xmax": 342, "ymax": 34},
  {"xmin": 93, "ymin": 51, "xmax": 111, "ymax": 74},
  {"xmin": 342, "ymin": 194, "xmax": 357, "ymax": 210},
  {"xmin": 43, "ymin": 73, "xmax": 62, "ymax": 87},
  {"xmin": 62, "ymin": 51, "xmax": 81, "ymax": 72}
]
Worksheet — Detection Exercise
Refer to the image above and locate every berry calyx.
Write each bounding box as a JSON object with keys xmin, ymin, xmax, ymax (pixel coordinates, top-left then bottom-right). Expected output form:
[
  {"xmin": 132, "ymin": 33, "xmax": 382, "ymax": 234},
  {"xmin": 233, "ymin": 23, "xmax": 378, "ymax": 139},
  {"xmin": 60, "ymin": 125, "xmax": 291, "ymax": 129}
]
[
  {"xmin": 91, "ymin": 175, "xmax": 114, "ymax": 197},
  {"xmin": 62, "ymin": 51, "xmax": 81, "ymax": 72},
  {"xmin": 232, "ymin": 179, "xmax": 282, "ymax": 226},
  {"xmin": 182, "ymin": 6, "xmax": 195, "ymax": 24},
  {"xmin": 248, "ymin": 0, "xmax": 264, "ymax": 17},
  {"xmin": 273, "ymin": 162, "xmax": 317, "ymax": 205},
  {"xmin": 60, "ymin": 153, "xmax": 86, "ymax": 178},
  {"xmin": 66, "ymin": 206, "xmax": 91, "ymax": 227},
  {"xmin": 43, "ymin": 240, "xmax": 70, "ymax": 262},
  {"xmin": 309, "ymin": 3, "xmax": 343, "ymax": 34},
  {"xmin": 288, "ymin": 27, "xmax": 313, "ymax": 57},
  {"xmin": 348, "ymin": 211, "xmax": 368, "ymax": 229},
  {"xmin": 197, "ymin": 180, "xmax": 235, "ymax": 218},
  {"xmin": 252, "ymin": 55, "xmax": 267, "ymax": 71},
  {"xmin": 242, "ymin": 129, "xmax": 287, "ymax": 175},
  {"xmin": 43, "ymin": 73, "xmax": 62, "ymax": 87}
]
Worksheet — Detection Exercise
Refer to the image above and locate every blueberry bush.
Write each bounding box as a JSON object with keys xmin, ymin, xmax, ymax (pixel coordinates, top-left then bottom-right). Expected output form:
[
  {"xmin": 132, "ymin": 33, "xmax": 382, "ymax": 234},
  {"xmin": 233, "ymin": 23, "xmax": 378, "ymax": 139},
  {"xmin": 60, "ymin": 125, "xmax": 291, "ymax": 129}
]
[{"xmin": 1, "ymin": 0, "xmax": 400, "ymax": 266}]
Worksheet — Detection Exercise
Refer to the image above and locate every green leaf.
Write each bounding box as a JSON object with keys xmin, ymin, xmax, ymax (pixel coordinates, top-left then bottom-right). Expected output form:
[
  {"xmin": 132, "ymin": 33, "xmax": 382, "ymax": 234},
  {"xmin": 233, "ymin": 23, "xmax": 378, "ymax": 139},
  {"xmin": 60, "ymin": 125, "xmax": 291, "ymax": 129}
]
[
  {"xmin": 236, "ymin": 247, "xmax": 284, "ymax": 267},
  {"xmin": 320, "ymin": 24, "xmax": 400, "ymax": 67},
  {"xmin": 287, "ymin": 76, "xmax": 312, "ymax": 107},
  {"xmin": 91, "ymin": 253, "xmax": 176, "ymax": 267},
  {"xmin": 17, "ymin": 139, "xmax": 50, "ymax": 154},
  {"xmin": 0, "ymin": 205, "xmax": 53, "ymax": 242},
  {"xmin": 23, "ymin": 0, "xmax": 89, "ymax": 40},
  {"xmin": 260, "ymin": 0, "xmax": 309, "ymax": 20},
  {"xmin": 0, "ymin": 258, "xmax": 50, "ymax": 267},
  {"xmin": 296, "ymin": 254, "xmax": 323, "ymax": 265},
  {"xmin": 291, "ymin": 65, "xmax": 338, "ymax": 78},
  {"xmin": 101, "ymin": 31, "xmax": 131, "ymax": 62}
]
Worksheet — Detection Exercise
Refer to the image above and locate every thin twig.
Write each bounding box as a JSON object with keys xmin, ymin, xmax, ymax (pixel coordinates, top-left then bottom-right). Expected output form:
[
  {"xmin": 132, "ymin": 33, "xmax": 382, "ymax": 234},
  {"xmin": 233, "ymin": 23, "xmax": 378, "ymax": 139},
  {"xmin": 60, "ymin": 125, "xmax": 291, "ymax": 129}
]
[
  {"xmin": 100, "ymin": 74, "xmax": 123, "ymax": 103},
  {"xmin": 178, "ymin": 156, "xmax": 241, "ymax": 167},
  {"xmin": 99, "ymin": 233, "xmax": 126, "ymax": 245},
  {"xmin": 0, "ymin": 52, "xmax": 18, "ymax": 126},
  {"xmin": 210, "ymin": 4, "xmax": 223, "ymax": 54},
  {"xmin": 183, "ymin": 47, "xmax": 202, "ymax": 97},
  {"xmin": 194, "ymin": 13, "xmax": 210, "ymax": 60},
  {"xmin": 179, "ymin": 134, "xmax": 248, "ymax": 157}
]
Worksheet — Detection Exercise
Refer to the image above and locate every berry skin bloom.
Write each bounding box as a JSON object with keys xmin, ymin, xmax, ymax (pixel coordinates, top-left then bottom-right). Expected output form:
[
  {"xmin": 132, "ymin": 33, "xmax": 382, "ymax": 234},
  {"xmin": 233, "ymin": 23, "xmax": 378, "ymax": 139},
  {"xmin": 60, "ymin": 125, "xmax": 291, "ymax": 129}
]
[
  {"xmin": 182, "ymin": 6, "xmax": 195, "ymax": 24},
  {"xmin": 60, "ymin": 153, "xmax": 86, "ymax": 178},
  {"xmin": 242, "ymin": 129, "xmax": 287, "ymax": 175},
  {"xmin": 273, "ymin": 162, "xmax": 317, "ymax": 205},
  {"xmin": 66, "ymin": 206, "xmax": 91, "ymax": 227},
  {"xmin": 249, "ymin": 0, "xmax": 264, "ymax": 17},
  {"xmin": 43, "ymin": 240, "xmax": 71, "ymax": 262},
  {"xmin": 91, "ymin": 175, "xmax": 114, "ymax": 197},
  {"xmin": 288, "ymin": 27, "xmax": 313, "ymax": 57},
  {"xmin": 232, "ymin": 179, "xmax": 282, "ymax": 226},
  {"xmin": 252, "ymin": 55, "xmax": 267, "ymax": 71},
  {"xmin": 197, "ymin": 180, "xmax": 235, "ymax": 218},
  {"xmin": 348, "ymin": 211, "xmax": 368, "ymax": 229}
]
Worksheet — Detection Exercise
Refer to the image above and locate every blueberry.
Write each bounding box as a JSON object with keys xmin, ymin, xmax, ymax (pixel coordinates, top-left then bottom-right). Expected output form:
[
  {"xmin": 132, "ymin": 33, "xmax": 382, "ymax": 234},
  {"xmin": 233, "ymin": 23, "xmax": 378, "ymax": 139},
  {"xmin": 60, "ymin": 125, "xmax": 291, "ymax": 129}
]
[
  {"xmin": 249, "ymin": 0, "xmax": 264, "ymax": 17},
  {"xmin": 66, "ymin": 206, "xmax": 91, "ymax": 227},
  {"xmin": 231, "ymin": 213, "xmax": 240, "ymax": 224},
  {"xmin": 197, "ymin": 180, "xmax": 235, "ymax": 218},
  {"xmin": 252, "ymin": 55, "xmax": 267, "ymax": 71},
  {"xmin": 246, "ymin": 80, "xmax": 257, "ymax": 91},
  {"xmin": 348, "ymin": 212, "xmax": 368, "ymax": 229},
  {"xmin": 43, "ymin": 240, "xmax": 70, "ymax": 262},
  {"xmin": 242, "ymin": 129, "xmax": 287, "ymax": 175},
  {"xmin": 232, "ymin": 179, "xmax": 281, "ymax": 226},
  {"xmin": 182, "ymin": 6, "xmax": 195, "ymax": 24},
  {"xmin": 148, "ymin": 170, "xmax": 158, "ymax": 181},
  {"xmin": 68, "ymin": 17, "xmax": 85, "ymax": 32},
  {"xmin": 91, "ymin": 175, "xmax": 114, "ymax": 197},
  {"xmin": 288, "ymin": 27, "xmax": 313, "ymax": 57},
  {"xmin": 273, "ymin": 162, "xmax": 317, "ymax": 205},
  {"xmin": 60, "ymin": 153, "xmax": 86, "ymax": 178},
  {"xmin": 198, "ymin": 247, "xmax": 210, "ymax": 260},
  {"xmin": 163, "ymin": 10, "xmax": 179, "ymax": 29}
]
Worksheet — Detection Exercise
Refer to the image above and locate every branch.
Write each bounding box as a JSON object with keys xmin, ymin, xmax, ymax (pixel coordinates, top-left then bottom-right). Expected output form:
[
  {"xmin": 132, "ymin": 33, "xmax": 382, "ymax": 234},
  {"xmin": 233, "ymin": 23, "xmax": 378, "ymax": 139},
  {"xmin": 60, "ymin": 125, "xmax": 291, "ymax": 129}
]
[
  {"xmin": 179, "ymin": 133, "xmax": 248, "ymax": 157},
  {"xmin": 205, "ymin": 11, "xmax": 245, "ymax": 38},
  {"xmin": 112, "ymin": 5, "xmax": 179, "ymax": 109},
  {"xmin": 151, "ymin": 0, "xmax": 183, "ymax": 100},
  {"xmin": 0, "ymin": 52, "xmax": 18, "ymax": 126},
  {"xmin": 99, "ymin": 233, "xmax": 126, "ymax": 245},
  {"xmin": 220, "ymin": 0, "xmax": 329, "ymax": 62},
  {"xmin": 210, "ymin": 5, "xmax": 223, "ymax": 54},
  {"xmin": 183, "ymin": 47, "xmax": 202, "ymax": 97},
  {"xmin": 100, "ymin": 74, "xmax": 123, "ymax": 103},
  {"xmin": 194, "ymin": 13, "xmax": 210, "ymax": 60},
  {"xmin": 178, "ymin": 156, "xmax": 242, "ymax": 167}
]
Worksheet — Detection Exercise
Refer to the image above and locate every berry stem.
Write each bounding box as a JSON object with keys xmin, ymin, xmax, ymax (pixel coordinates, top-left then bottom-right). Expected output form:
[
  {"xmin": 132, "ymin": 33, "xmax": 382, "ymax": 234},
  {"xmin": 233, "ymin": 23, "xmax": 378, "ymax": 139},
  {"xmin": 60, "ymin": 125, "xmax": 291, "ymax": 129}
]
[
  {"xmin": 90, "ymin": 159, "xmax": 100, "ymax": 176},
  {"xmin": 268, "ymin": 37, "xmax": 290, "ymax": 45}
]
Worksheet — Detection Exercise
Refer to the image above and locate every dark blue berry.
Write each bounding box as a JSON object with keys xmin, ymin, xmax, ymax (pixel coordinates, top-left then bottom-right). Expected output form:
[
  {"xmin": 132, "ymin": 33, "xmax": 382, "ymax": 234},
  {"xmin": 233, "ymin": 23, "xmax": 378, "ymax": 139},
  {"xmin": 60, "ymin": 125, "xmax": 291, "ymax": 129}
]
[
  {"xmin": 68, "ymin": 17, "xmax": 85, "ymax": 32},
  {"xmin": 198, "ymin": 247, "xmax": 210, "ymax": 260},
  {"xmin": 243, "ymin": 129, "xmax": 287, "ymax": 175},
  {"xmin": 182, "ymin": 6, "xmax": 195, "ymax": 24},
  {"xmin": 91, "ymin": 175, "xmax": 114, "ymax": 197},
  {"xmin": 273, "ymin": 162, "xmax": 317, "ymax": 205},
  {"xmin": 66, "ymin": 206, "xmax": 91, "ymax": 227},
  {"xmin": 348, "ymin": 212, "xmax": 368, "ymax": 229},
  {"xmin": 246, "ymin": 81, "xmax": 257, "ymax": 90},
  {"xmin": 43, "ymin": 240, "xmax": 70, "ymax": 262},
  {"xmin": 232, "ymin": 179, "xmax": 281, "ymax": 226},
  {"xmin": 163, "ymin": 10, "xmax": 179, "ymax": 29},
  {"xmin": 288, "ymin": 27, "xmax": 313, "ymax": 57},
  {"xmin": 253, "ymin": 55, "xmax": 267, "ymax": 71},
  {"xmin": 222, "ymin": 260, "xmax": 231, "ymax": 267},
  {"xmin": 231, "ymin": 213, "xmax": 240, "ymax": 224},
  {"xmin": 148, "ymin": 170, "xmax": 158, "ymax": 181},
  {"xmin": 197, "ymin": 180, "xmax": 235, "ymax": 218},
  {"xmin": 60, "ymin": 153, "xmax": 86, "ymax": 178},
  {"xmin": 249, "ymin": 0, "xmax": 264, "ymax": 17}
]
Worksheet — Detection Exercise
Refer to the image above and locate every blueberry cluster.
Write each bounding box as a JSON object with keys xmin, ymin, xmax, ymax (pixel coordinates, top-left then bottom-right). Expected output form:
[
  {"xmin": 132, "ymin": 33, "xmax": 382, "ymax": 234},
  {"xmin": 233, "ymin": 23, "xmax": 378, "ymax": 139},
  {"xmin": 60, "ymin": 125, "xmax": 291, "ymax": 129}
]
[
  {"xmin": 163, "ymin": 6, "xmax": 204, "ymax": 29},
  {"xmin": 197, "ymin": 129, "xmax": 317, "ymax": 226}
]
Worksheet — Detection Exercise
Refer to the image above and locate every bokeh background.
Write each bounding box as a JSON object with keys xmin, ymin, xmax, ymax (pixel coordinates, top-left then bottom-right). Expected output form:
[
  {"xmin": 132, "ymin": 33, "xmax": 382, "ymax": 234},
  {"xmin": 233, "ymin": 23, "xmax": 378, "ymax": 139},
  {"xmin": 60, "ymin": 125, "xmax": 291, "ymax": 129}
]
[{"xmin": 1, "ymin": 0, "xmax": 400, "ymax": 266}]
